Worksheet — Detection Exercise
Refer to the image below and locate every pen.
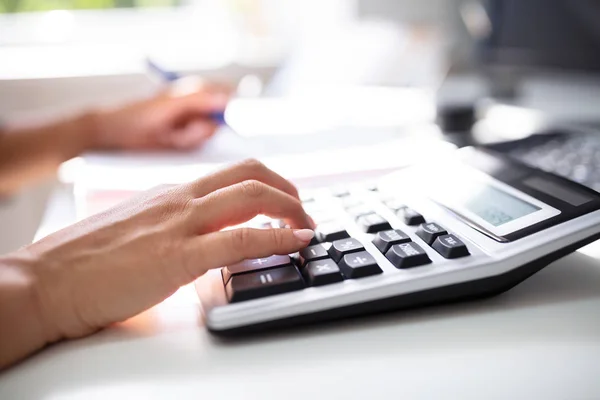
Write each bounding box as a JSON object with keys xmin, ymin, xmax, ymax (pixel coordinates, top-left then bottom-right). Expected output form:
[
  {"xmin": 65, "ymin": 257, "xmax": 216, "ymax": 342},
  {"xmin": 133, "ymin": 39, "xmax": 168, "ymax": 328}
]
[{"xmin": 144, "ymin": 57, "xmax": 226, "ymax": 125}]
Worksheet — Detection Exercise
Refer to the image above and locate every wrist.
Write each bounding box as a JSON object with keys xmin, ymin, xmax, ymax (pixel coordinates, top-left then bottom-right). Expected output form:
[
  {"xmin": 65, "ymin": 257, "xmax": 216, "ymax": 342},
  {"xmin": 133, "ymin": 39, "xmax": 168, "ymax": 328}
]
[{"xmin": 0, "ymin": 252, "xmax": 59, "ymax": 368}]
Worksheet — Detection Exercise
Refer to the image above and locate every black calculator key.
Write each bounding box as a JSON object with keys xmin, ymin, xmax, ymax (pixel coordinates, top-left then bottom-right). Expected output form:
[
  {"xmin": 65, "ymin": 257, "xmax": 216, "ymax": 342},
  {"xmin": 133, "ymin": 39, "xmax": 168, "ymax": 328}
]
[
  {"xmin": 303, "ymin": 259, "xmax": 344, "ymax": 286},
  {"xmin": 346, "ymin": 204, "xmax": 375, "ymax": 218},
  {"xmin": 416, "ymin": 222, "xmax": 448, "ymax": 245},
  {"xmin": 398, "ymin": 208, "xmax": 425, "ymax": 226},
  {"xmin": 385, "ymin": 242, "xmax": 431, "ymax": 269},
  {"xmin": 432, "ymin": 234, "xmax": 470, "ymax": 259},
  {"xmin": 222, "ymin": 255, "xmax": 291, "ymax": 284},
  {"xmin": 383, "ymin": 198, "xmax": 406, "ymax": 212},
  {"xmin": 225, "ymin": 265, "xmax": 305, "ymax": 303},
  {"xmin": 327, "ymin": 238, "xmax": 364, "ymax": 262},
  {"xmin": 316, "ymin": 222, "xmax": 350, "ymax": 242},
  {"xmin": 357, "ymin": 213, "xmax": 392, "ymax": 233},
  {"xmin": 299, "ymin": 244, "xmax": 329, "ymax": 266},
  {"xmin": 372, "ymin": 229, "xmax": 411, "ymax": 253},
  {"xmin": 338, "ymin": 251, "xmax": 382, "ymax": 279}
]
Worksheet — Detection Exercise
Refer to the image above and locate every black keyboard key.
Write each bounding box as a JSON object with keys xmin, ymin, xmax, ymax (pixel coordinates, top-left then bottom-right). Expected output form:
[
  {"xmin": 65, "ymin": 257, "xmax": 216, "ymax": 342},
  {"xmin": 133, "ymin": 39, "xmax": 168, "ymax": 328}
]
[
  {"xmin": 383, "ymin": 198, "xmax": 406, "ymax": 212},
  {"xmin": 398, "ymin": 208, "xmax": 425, "ymax": 226},
  {"xmin": 316, "ymin": 222, "xmax": 350, "ymax": 242},
  {"xmin": 225, "ymin": 265, "xmax": 305, "ymax": 303},
  {"xmin": 303, "ymin": 259, "xmax": 344, "ymax": 286},
  {"xmin": 338, "ymin": 251, "xmax": 382, "ymax": 278},
  {"xmin": 299, "ymin": 244, "xmax": 329, "ymax": 266},
  {"xmin": 327, "ymin": 238, "xmax": 364, "ymax": 262},
  {"xmin": 346, "ymin": 204, "xmax": 375, "ymax": 218},
  {"xmin": 385, "ymin": 242, "xmax": 431, "ymax": 269},
  {"xmin": 432, "ymin": 234, "xmax": 470, "ymax": 259},
  {"xmin": 372, "ymin": 229, "xmax": 411, "ymax": 253},
  {"xmin": 222, "ymin": 255, "xmax": 292, "ymax": 284},
  {"xmin": 416, "ymin": 222, "xmax": 448, "ymax": 245},
  {"xmin": 357, "ymin": 213, "xmax": 392, "ymax": 233}
]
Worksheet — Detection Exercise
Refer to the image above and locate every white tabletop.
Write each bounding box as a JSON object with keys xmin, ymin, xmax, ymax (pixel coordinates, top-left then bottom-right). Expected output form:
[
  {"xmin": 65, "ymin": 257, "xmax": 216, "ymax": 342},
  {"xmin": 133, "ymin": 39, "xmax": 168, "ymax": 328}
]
[{"xmin": 2, "ymin": 130, "xmax": 600, "ymax": 399}]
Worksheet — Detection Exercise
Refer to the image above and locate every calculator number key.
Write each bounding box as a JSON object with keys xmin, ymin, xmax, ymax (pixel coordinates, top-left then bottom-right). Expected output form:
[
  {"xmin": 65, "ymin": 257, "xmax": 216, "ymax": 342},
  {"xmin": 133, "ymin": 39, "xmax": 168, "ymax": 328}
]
[{"xmin": 432, "ymin": 234, "xmax": 470, "ymax": 259}]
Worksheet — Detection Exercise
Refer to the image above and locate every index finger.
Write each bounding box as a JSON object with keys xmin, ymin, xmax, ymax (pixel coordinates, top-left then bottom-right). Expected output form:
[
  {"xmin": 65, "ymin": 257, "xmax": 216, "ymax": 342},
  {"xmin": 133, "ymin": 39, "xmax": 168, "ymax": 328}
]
[{"xmin": 176, "ymin": 227, "xmax": 314, "ymax": 282}]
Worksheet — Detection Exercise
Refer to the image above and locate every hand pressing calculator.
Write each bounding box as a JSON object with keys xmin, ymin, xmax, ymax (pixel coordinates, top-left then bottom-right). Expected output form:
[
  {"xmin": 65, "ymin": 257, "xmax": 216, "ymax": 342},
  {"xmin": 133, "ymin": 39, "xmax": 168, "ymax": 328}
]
[{"xmin": 195, "ymin": 146, "xmax": 600, "ymax": 335}]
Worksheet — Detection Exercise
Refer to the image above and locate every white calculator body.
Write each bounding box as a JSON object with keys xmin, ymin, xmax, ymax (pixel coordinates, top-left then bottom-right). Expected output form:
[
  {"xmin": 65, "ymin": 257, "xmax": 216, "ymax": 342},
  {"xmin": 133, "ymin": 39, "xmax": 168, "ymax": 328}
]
[{"xmin": 196, "ymin": 147, "xmax": 600, "ymax": 335}]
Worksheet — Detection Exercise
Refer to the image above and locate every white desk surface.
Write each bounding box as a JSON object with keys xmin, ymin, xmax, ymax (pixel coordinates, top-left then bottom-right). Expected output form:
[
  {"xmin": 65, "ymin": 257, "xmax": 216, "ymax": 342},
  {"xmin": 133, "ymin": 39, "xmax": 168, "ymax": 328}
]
[{"xmin": 2, "ymin": 131, "xmax": 600, "ymax": 399}]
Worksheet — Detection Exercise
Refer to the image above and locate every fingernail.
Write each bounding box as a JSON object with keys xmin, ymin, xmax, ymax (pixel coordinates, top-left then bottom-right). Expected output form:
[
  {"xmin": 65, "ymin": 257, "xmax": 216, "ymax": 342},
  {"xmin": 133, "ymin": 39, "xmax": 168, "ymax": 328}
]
[{"xmin": 293, "ymin": 229, "xmax": 315, "ymax": 242}]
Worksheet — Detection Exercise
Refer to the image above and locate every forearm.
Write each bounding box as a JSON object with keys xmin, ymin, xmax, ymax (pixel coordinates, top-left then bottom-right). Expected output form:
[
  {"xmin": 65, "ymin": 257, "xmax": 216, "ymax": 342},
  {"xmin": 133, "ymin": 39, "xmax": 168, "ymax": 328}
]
[
  {"xmin": 0, "ymin": 253, "xmax": 53, "ymax": 370},
  {"xmin": 0, "ymin": 113, "xmax": 98, "ymax": 195}
]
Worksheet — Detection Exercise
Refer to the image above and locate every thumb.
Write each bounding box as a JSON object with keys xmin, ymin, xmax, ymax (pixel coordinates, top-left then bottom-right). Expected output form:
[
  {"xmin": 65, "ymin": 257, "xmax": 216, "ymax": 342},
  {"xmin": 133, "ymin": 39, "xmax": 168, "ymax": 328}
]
[{"xmin": 177, "ymin": 228, "xmax": 314, "ymax": 282}]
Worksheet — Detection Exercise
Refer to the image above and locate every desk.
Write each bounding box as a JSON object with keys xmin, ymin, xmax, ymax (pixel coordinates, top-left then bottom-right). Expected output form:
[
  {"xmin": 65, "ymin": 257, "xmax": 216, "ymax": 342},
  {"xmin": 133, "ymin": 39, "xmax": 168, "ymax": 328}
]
[{"xmin": 2, "ymin": 133, "xmax": 600, "ymax": 399}]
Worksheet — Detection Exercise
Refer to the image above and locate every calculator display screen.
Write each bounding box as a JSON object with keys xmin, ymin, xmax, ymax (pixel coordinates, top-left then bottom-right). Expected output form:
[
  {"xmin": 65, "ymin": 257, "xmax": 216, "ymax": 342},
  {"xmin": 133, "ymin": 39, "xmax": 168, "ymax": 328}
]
[{"xmin": 464, "ymin": 184, "xmax": 541, "ymax": 227}]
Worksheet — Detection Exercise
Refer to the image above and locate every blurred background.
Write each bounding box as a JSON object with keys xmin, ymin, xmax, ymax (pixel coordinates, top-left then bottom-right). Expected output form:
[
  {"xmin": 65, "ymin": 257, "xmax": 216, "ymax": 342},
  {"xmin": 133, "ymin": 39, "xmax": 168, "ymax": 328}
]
[
  {"xmin": 1, "ymin": 0, "xmax": 600, "ymax": 251},
  {"xmin": 2, "ymin": 0, "xmax": 600, "ymax": 125}
]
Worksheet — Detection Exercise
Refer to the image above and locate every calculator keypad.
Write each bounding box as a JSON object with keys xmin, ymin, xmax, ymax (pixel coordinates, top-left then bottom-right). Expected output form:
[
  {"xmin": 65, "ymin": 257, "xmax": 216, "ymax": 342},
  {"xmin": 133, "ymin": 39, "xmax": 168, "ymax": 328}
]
[{"xmin": 220, "ymin": 188, "xmax": 472, "ymax": 303}]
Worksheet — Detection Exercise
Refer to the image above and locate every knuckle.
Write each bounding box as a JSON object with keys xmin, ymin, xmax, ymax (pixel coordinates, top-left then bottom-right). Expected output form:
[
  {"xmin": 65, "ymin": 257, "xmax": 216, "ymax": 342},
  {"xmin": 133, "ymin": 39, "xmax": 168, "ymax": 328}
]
[
  {"xmin": 239, "ymin": 179, "xmax": 266, "ymax": 199},
  {"xmin": 270, "ymin": 229, "xmax": 287, "ymax": 249},
  {"xmin": 240, "ymin": 158, "xmax": 265, "ymax": 172},
  {"xmin": 231, "ymin": 227, "xmax": 253, "ymax": 250}
]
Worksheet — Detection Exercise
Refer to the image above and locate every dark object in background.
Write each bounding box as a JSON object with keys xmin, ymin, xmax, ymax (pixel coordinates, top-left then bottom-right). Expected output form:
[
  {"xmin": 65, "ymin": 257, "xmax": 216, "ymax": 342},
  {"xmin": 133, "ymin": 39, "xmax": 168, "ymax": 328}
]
[
  {"xmin": 436, "ymin": 102, "xmax": 477, "ymax": 133},
  {"xmin": 436, "ymin": 101, "xmax": 479, "ymax": 148},
  {"xmin": 480, "ymin": 0, "xmax": 600, "ymax": 98}
]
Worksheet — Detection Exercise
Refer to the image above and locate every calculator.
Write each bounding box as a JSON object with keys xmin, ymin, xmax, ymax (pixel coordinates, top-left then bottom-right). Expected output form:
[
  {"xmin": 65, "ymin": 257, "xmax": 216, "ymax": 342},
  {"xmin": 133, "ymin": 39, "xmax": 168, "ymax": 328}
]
[{"xmin": 195, "ymin": 146, "xmax": 600, "ymax": 335}]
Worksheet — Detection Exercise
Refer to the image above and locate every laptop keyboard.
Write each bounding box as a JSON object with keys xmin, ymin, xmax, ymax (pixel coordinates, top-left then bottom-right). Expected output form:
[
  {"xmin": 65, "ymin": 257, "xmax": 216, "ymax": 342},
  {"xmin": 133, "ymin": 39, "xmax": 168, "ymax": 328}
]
[
  {"xmin": 221, "ymin": 189, "xmax": 471, "ymax": 303},
  {"xmin": 490, "ymin": 132, "xmax": 600, "ymax": 192}
]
